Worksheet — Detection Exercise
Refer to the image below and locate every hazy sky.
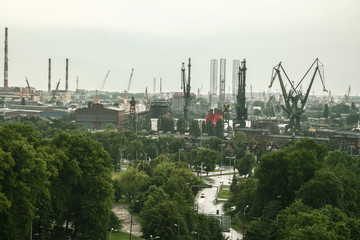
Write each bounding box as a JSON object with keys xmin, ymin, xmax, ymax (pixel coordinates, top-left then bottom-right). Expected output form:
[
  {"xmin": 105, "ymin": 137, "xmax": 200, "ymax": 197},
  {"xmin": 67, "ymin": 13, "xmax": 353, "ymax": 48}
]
[{"xmin": 1, "ymin": 0, "xmax": 359, "ymax": 96}]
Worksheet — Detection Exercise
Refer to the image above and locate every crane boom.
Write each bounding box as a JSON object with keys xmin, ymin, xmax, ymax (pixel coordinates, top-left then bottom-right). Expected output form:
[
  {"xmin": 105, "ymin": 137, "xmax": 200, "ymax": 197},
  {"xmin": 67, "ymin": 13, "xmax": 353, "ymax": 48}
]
[{"xmin": 52, "ymin": 79, "xmax": 60, "ymax": 104}]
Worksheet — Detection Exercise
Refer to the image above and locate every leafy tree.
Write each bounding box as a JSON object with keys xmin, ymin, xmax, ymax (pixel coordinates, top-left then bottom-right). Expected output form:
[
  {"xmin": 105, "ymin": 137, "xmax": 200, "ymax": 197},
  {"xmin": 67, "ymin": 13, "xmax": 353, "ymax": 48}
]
[
  {"xmin": 347, "ymin": 113, "xmax": 360, "ymax": 126},
  {"xmin": 157, "ymin": 116, "xmax": 174, "ymax": 132},
  {"xmin": 215, "ymin": 118, "xmax": 224, "ymax": 138},
  {"xmin": 189, "ymin": 119, "xmax": 201, "ymax": 138},
  {"xmin": 176, "ymin": 117, "xmax": 186, "ymax": 134},
  {"xmin": 194, "ymin": 148, "xmax": 219, "ymax": 175},
  {"xmin": 236, "ymin": 153, "xmax": 256, "ymax": 178},
  {"xmin": 206, "ymin": 120, "xmax": 215, "ymax": 136},
  {"xmin": 328, "ymin": 139, "xmax": 340, "ymax": 151},
  {"xmin": 113, "ymin": 167, "xmax": 149, "ymax": 200},
  {"xmin": 201, "ymin": 121, "xmax": 206, "ymax": 133},
  {"xmin": 105, "ymin": 122, "xmax": 115, "ymax": 130},
  {"xmin": 50, "ymin": 133, "xmax": 114, "ymax": 240},
  {"xmin": 331, "ymin": 103, "xmax": 350, "ymax": 114},
  {"xmin": 128, "ymin": 139, "xmax": 145, "ymax": 160},
  {"xmin": 323, "ymin": 103, "xmax": 329, "ymax": 118}
]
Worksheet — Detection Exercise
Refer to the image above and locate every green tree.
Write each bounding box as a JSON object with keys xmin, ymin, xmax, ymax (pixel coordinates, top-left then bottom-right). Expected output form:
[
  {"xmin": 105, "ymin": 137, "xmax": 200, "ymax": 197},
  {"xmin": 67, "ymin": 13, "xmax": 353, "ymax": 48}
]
[
  {"xmin": 236, "ymin": 153, "xmax": 256, "ymax": 178},
  {"xmin": 176, "ymin": 117, "xmax": 186, "ymax": 134},
  {"xmin": 50, "ymin": 133, "xmax": 114, "ymax": 240},
  {"xmin": 206, "ymin": 120, "xmax": 215, "ymax": 136},
  {"xmin": 114, "ymin": 167, "xmax": 149, "ymax": 200},
  {"xmin": 194, "ymin": 148, "xmax": 219, "ymax": 175},
  {"xmin": 215, "ymin": 118, "xmax": 224, "ymax": 139},
  {"xmin": 323, "ymin": 103, "xmax": 329, "ymax": 118},
  {"xmin": 189, "ymin": 119, "xmax": 201, "ymax": 138},
  {"xmin": 346, "ymin": 113, "xmax": 360, "ymax": 126}
]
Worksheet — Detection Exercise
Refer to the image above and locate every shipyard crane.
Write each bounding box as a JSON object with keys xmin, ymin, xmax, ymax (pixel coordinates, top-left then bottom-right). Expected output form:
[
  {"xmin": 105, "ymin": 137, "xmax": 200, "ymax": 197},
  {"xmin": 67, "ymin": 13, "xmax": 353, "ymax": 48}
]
[
  {"xmin": 51, "ymin": 80, "xmax": 60, "ymax": 105},
  {"xmin": 25, "ymin": 77, "xmax": 34, "ymax": 100},
  {"xmin": 181, "ymin": 58, "xmax": 192, "ymax": 121},
  {"xmin": 145, "ymin": 87, "xmax": 150, "ymax": 111},
  {"xmin": 235, "ymin": 59, "xmax": 247, "ymax": 128},
  {"xmin": 123, "ymin": 68, "xmax": 134, "ymax": 111},
  {"xmin": 94, "ymin": 70, "xmax": 110, "ymax": 103},
  {"xmin": 344, "ymin": 85, "xmax": 351, "ymax": 103},
  {"xmin": 269, "ymin": 58, "xmax": 327, "ymax": 130}
]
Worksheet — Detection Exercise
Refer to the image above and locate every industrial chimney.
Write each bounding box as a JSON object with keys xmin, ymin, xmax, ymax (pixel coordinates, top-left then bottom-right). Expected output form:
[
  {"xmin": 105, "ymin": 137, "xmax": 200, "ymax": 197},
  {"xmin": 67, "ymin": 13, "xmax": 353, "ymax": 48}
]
[
  {"xmin": 4, "ymin": 27, "xmax": 8, "ymax": 88},
  {"xmin": 65, "ymin": 58, "xmax": 68, "ymax": 91},
  {"xmin": 48, "ymin": 59, "xmax": 51, "ymax": 92}
]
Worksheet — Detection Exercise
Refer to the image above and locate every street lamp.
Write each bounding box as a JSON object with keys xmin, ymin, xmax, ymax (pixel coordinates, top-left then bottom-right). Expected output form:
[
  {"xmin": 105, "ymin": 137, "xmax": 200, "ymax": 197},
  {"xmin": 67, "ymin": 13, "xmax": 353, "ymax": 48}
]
[
  {"xmin": 178, "ymin": 149, "xmax": 184, "ymax": 162},
  {"xmin": 129, "ymin": 200, "xmax": 139, "ymax": 240},
  {"xmin": 243, "ymin": 205, "xmax": 249, "ymax": 240},
  {"xmin": 174, "ymin": 223, "xmax": 179, "ymax": 240},
  {"xmin": 150, "ymin": 235, "xmax": 160, "ymax": 240},
  {"xmin": 119, "ymin": 148, "xmax": 125, "ymax": 172},
  {"xmin": 110, "ymin": 228, "xmax": 114, "ymax": 240},
  {"xmin": 192, "ymin": 231, "xmax": 199, "ymax": 240},
  {"xmin": 218, "ymin": 144, "xmax": 225, "ymax": 175}
]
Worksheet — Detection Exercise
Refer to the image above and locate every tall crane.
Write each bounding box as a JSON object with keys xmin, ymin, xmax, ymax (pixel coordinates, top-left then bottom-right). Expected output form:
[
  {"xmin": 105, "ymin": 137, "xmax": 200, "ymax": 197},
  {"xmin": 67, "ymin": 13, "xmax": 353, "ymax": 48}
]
[
  {"xmin": 145, "ymin": 87, "xmax": 150, "ymax": 111},
  {"xmin": 51, "ymin": 79, "xmax": 60, "ymax": 105},
  {"xmin": 94, "ymin": 70, "xmax": 110, "ymax": 103},
  {"xmin": 25, "ymin": 77, "xmax": 34, "ymax": 100},
  {"xmin": 123, "ymin": 68, "xmax": 134, "ymax": 111},
  {"xmin": 269, "ymin": 58, "xmax": 327, "ymax": 130},
  {"xmin": 235, "ymin": 59, "xmax": 247, "ymax": 128},
  {"xmin": 181, "ymin": 58, "xmax": 192, "ymax": 121}
]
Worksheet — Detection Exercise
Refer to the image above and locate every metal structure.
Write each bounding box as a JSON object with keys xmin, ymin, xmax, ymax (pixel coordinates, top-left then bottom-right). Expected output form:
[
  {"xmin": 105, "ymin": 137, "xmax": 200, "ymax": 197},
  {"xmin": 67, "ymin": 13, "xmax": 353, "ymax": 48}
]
[
  {"xmin": 181, "ymin": 58, "xmax": 192, "ymax": 121},
  {"xmin": 145, "ymin": 87, "xmax": 150, "ymax": 111},
  {"xmin": 4, "ymin": 27, "xmax": 8, "ymax": 88},
  {"xmin": 219, "ymin": 58, "xmax": 226, "ymax": 102},
  {"xmin": 232, "ymin": 60, "xmax": 241, "ymax": 97},
  {"xmin": 123, "ymin": 68, "xmax": 134, "ymax": 110},
  {"xmin": 269, "ymin": 58, "xmax": 327, "ymax": 130},
  {"xmin": 235, "ymin": 59, "xmax": 247, "ymax": 128},
  {"xmin": 210, "ymin": 59, "xmax": 218, "ymax": 94},
  {"xmin": 25, "ymin": 77, "xmax": 34, "ymax": 100},
  {"xmin": 48, "ymin": 59, "xmax": 51, "ymax": 92},
  {"xmin": 51, "ymin": 80, "xmax": 60, "ymax": 104},
  {"xmin": 95, "ymin": 70, "xmax": 110, "ymax": 103},
  {"xmin": 65, "ymin": 58, "xmax": 69, "ymax": 91}
]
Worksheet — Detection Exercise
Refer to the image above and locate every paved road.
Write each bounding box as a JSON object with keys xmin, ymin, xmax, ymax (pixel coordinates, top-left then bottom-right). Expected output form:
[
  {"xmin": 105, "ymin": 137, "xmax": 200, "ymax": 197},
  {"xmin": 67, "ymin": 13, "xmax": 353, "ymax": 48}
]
[{"xmin": 196, "ymin": 167, "xmax": 243, "ymax": 240}]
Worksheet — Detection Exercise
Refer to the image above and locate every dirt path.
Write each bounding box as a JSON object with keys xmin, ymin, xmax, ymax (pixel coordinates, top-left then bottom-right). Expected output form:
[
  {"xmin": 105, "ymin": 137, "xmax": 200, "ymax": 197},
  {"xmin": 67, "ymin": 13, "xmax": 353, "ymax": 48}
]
[{"xmin": 112, "ymin": 203, "xmax": 143, "ymax": 238}]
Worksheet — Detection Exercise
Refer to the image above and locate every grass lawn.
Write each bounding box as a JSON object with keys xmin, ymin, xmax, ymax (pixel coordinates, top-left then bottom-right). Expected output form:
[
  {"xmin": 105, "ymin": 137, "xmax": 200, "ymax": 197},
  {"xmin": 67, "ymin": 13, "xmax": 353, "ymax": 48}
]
[
  {"xmin": 217, "ymin": 188, "xmax": 230, "ymax": 199},
  {"xmin": 106, "ymin": 231, "xmax": 143, "ymax": 240}
]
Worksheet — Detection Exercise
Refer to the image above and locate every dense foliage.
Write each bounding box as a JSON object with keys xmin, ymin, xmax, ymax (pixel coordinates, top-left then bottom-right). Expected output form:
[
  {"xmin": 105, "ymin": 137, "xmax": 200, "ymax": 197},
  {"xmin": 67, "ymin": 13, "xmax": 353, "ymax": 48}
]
[{"xmin": 226, "ymin": 139, "xmax": 360, "ymax": 240}]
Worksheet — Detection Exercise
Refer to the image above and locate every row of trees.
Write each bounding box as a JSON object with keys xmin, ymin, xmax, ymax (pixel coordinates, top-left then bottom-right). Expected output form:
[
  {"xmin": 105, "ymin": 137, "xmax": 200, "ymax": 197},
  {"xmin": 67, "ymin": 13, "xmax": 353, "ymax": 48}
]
[
  {"xmin": 226, "ymin": 139, "xmax": 360, "ymax": 239},
  {"xmin": 0, "ymin": 123, "xmax": 114, "ymax": 239},
  {"xmin": 113, "ymin": 154, "xmax": 225, "ymax": 239}
]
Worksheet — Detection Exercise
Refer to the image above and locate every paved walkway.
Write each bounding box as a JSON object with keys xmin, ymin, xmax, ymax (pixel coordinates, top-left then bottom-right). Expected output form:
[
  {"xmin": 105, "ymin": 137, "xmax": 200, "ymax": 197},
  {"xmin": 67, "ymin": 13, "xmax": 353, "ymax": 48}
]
[{"xmin": 112, "ymin": 203, "xmax": 143, "ymax": 238}]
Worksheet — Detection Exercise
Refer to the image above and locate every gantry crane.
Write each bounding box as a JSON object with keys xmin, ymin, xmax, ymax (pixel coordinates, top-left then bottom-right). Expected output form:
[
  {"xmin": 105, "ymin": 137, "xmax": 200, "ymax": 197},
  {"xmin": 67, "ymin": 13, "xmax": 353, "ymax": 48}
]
[
  {"xmin": 181, "ymin": 58, "xmax": 192, "ymax": 121},
  {"xmin": 269, "ymin": 58, "xmax": 327, "ymax": 130}
]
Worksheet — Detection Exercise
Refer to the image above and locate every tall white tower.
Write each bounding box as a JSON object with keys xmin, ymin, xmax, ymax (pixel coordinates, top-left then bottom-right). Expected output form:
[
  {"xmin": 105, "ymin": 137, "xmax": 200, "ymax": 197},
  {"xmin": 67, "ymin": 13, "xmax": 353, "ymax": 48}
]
[
  {"xmin": 210, "ymin": 59, "xmax": 218, "ymax": 94},
  {"xmin": 219, "ymin": 58, "xmax": 226, "ymax": 102},
  {"xmin": 232, "ymin": 60, "xmax": 241, "ymax": 97}
]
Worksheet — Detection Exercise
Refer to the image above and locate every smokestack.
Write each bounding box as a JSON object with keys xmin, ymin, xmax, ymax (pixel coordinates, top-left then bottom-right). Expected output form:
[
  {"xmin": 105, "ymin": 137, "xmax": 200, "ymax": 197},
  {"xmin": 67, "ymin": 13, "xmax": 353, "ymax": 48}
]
[
  {"xmin": 4, "ymin": 27, "xmax": 8, "ymax": 88},
  {"xmin": 48, "ymin": 59, "xmax": 51, "ymax": 92},
  {"xmin": 65, "ymin": 58, "xmax": 69, "ymax": 91},
  {"xmin": 160, "ymin": 77, "xmax": 162, "ymax": 94}
]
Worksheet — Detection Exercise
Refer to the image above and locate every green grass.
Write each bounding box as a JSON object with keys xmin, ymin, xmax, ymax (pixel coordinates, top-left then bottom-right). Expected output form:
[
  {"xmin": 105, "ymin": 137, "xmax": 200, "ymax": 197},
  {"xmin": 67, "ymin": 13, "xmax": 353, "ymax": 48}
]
[
  {"xmin": 217, "ymin": 188, "xmax": 230, "ymax": 199},
  {"xmin": 106, "ymin": 231, "xmax": 143, "ymax": 240}
]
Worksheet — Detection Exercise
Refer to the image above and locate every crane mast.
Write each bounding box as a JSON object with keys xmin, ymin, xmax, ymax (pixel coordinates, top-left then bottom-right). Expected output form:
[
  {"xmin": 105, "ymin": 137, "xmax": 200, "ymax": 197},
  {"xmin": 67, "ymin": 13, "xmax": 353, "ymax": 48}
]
[
  {"xmin": 181, "ymin": 58, "xmax": 192, "ymax": 121},
  {"xmin": 124, "ymin": 68, "xmax": 134, "ymax": 111},
  {"xmin": 235, "ymin": 59, "xmax": 248, "ymax": 128}
]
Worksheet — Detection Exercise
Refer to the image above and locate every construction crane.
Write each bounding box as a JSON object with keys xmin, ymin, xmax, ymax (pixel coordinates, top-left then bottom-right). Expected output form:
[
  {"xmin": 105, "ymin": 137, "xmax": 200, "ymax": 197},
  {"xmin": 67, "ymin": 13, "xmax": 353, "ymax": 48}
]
[
  {"xmin": 123, "ymin": 68, "xmax": 134, "ymax": 111},
  {"xmin": 51, "ymin": 79, "xmax": 60, "ymax": 105},
  {"xmin": 94, "ymin": 70, "xmax": 110, "ymax": 103},
  {"xmin": 25, "ymin": 77, "xmax": 34, "ymax": 100},
  {"xmin": 181, "ymin": 58, "xmax": 192, "ymax": 121},
  {"xmin": 269, "ymin": 58, "xmax": 327, "ymax": 130},
  {"xmin": 344, "ymin": 85, "xmax": 351, "ymax": 103}
]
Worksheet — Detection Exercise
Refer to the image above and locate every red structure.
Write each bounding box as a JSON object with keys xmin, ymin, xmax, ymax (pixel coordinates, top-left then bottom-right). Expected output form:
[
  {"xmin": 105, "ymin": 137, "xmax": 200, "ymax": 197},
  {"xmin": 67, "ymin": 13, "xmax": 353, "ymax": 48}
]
[{"xmin": 205, "ymin": 108, "xmax": 223, "ymax": 125}]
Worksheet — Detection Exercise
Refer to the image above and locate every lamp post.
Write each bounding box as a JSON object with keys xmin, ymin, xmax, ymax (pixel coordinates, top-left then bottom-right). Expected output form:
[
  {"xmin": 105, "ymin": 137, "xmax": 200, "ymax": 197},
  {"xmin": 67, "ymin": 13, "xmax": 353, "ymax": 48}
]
[
  {"xmin": 219, "ymin": 144, "xmax": 224, "ymax": 175},
  {"xmin": 178, "ymin": 149, "xmax": 184, "ymax": 162},
  {"xmin": 174, "ymin": 223, "xmax": 179, "ymax": 240},
  {"xmin": 150, "ymin": 235, "xmax": 160, "ymax": 240},
  {"xmin": 129, "ymin": 200, "xmax": 139, "ymax": 240},
  {"xmin": 192, "ymin": 231, "xmax": 199, "ymax": 240},
  {"xmin": 243, "ymin": 205, "xmax": 249, "ymax": 240},
  {"xmin": 119, "ymin": 148, "xmax": 125, "ymax": 172},
  {"xmin": 110, "ymin": 228, "xmax": 113, "ymax": 240}
]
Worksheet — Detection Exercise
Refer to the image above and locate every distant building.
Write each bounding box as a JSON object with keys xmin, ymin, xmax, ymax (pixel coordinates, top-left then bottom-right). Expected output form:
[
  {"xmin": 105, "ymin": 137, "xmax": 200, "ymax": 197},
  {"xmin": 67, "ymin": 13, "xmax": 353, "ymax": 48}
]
[
  {"xmin": 150, "ymin": 100, "xmax": 171, "ymax": 118},
  {"xmin": 75, "ymin": 103, "xmax": 128, "ymax": 129},
  {"xmin": 172, "ymin": 92, "xmax": 196, "ymax": 112},
  {"xmin": 210, "ymin": 59, "xmax": 218, "ymax": 94},
  {"xmin": 232, "ymin": 60, "xmax": 240, "ymax": 97},
  {"xmin": 219, "ymin": 58, "xmax": 226, "ymax": 102}
]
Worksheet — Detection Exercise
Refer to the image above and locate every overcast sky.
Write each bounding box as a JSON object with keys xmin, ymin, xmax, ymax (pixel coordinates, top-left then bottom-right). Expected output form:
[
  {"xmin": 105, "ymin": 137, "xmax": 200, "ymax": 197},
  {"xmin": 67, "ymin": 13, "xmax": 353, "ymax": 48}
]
[{"xmin": 1, "ymin": 0, "xmax": 359, "ymax": 96}]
